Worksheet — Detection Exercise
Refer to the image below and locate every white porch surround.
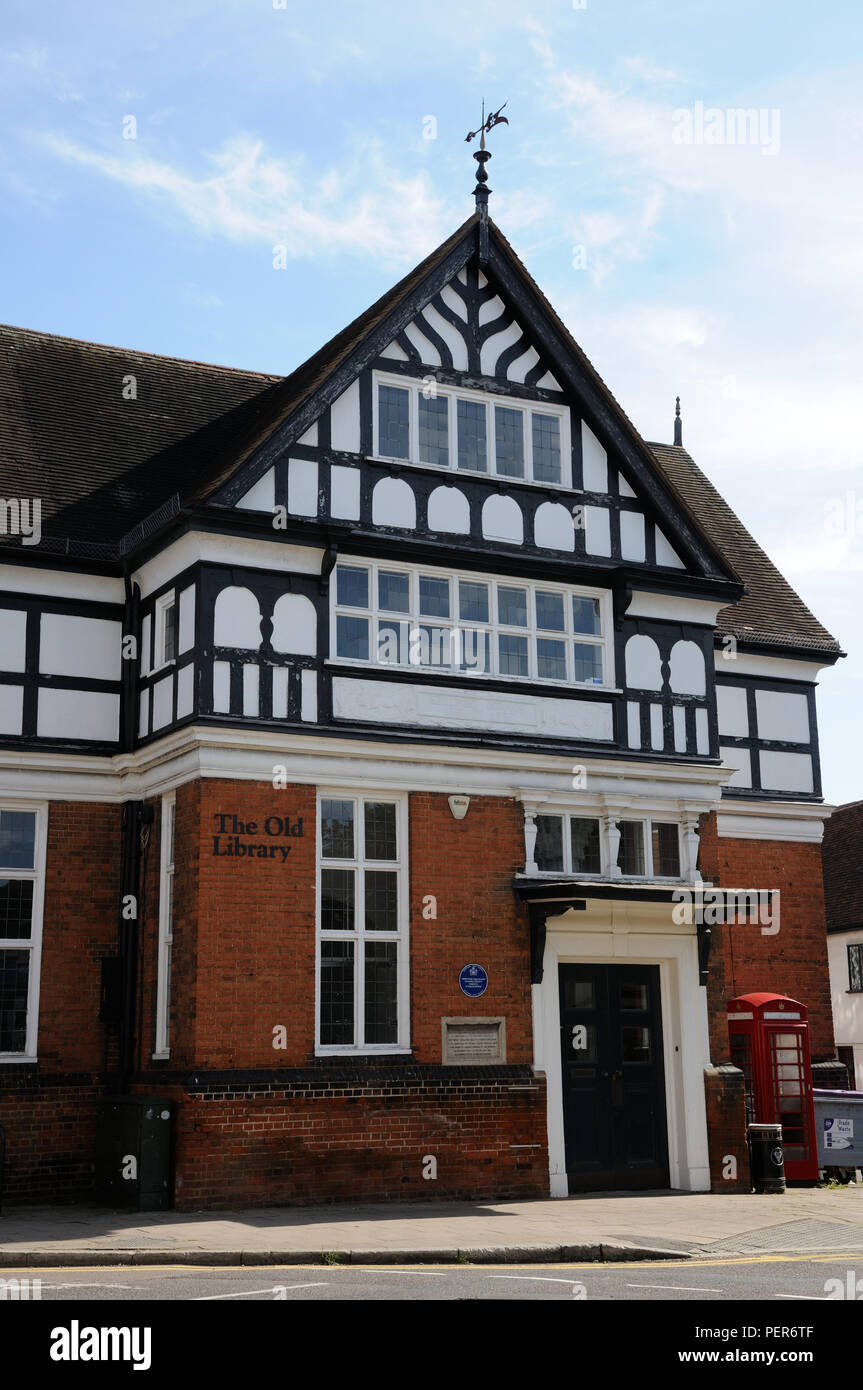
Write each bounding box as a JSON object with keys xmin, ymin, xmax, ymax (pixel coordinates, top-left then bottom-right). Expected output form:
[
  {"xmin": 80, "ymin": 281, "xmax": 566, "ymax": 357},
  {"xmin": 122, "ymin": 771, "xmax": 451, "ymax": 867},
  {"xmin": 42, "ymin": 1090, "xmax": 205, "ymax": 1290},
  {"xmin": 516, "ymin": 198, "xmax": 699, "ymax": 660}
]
[{"xmin": 532, "ymin": 898, "xmax": 713, "ymax": 1195}]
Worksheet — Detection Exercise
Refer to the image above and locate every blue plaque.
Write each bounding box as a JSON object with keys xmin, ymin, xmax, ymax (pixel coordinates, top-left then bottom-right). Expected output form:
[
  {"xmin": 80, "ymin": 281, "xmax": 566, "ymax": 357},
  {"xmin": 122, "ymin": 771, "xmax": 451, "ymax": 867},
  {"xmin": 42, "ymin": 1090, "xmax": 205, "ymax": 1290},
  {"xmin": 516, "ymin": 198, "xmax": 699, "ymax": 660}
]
[{"xmin": 459, "ymin": 963, "xmax": 488, "ymax": 998}]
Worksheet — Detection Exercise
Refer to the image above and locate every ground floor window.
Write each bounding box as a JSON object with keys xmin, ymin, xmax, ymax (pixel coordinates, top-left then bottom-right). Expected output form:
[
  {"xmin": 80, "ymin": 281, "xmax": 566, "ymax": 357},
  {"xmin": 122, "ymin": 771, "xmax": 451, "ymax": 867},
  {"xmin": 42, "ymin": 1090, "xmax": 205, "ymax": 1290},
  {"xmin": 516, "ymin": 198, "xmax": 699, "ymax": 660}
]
[
  {"xmin": 316, "ymin": 792, "xmax": 408, "ymax": 1053},
  {"xmin": 0, "ymin": 806, "xmax": 46, "ymax": 1059}
]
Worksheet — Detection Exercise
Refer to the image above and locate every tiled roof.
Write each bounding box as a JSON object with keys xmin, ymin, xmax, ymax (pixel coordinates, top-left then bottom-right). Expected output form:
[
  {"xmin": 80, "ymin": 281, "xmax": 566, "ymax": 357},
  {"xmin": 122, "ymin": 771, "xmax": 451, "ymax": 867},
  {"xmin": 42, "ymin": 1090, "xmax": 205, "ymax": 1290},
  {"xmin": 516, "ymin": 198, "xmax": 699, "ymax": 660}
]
[
  {"xmin": 0, "ymin": 214, "xmax": 841, "ymax": 657},
  {"xmin": 822, "ymin": 801, "xmax": 863, "ymax": 930}
]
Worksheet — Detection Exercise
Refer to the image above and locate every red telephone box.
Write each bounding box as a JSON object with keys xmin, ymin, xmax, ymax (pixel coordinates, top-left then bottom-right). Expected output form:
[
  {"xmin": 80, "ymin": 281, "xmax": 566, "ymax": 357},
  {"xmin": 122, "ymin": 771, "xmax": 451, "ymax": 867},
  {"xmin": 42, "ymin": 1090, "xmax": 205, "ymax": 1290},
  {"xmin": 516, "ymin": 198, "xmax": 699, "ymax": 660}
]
[{"xmin": 727, "ymin": 993, "xmax": 819, "ymax": 1182}]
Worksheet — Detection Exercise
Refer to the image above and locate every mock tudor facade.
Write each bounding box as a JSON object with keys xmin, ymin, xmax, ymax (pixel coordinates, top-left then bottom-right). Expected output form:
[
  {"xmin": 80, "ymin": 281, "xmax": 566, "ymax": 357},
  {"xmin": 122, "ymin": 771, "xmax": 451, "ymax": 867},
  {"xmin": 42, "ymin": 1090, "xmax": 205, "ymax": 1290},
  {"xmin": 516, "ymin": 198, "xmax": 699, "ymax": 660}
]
[{"xmin": 0, "ymin": 187, "xmax": 846, "ymax": 1208}]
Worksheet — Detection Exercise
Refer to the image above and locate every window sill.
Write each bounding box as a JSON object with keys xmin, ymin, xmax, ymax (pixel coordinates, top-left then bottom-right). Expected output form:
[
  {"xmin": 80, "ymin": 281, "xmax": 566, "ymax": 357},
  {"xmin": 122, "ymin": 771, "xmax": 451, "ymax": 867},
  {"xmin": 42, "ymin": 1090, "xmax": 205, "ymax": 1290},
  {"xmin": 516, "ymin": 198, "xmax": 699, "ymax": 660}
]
[
  {"xmin": 151, "ymin": 1051, "xmax": 171, "ymax": 1061},
  {"xmin": 314, "ymin": 1047, "xmax": 412, "ymax": 1058},
  {"xmin": 0, "ymin": 1054, "xmax": 37, "ymax": 1064}
]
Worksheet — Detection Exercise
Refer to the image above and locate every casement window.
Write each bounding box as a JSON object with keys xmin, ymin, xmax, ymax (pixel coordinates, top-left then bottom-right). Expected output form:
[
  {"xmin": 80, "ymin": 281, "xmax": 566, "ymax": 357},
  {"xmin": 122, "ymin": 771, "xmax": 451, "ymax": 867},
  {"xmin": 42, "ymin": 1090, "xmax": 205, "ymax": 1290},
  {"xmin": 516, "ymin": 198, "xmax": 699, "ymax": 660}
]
[
  {"xmin": 316, "ymin": 794, "xmax": 408, "ymax": 1053},
  {"xmin": 154, "ymin": 591, "xmax": 177, "ymax": 669},
  {"xmin": 0, "ymin": 806, "xmax": 46, "ymax": 1060},
  {"xmin": 374, "ymin": 375, "xmax": 570, "ymax": 487},
  {"xmin": 331, "ymin": 559, "xmax": 610, "ymax": 688},
  {"xmin": 849, "ymin": 943, "xmax": 863, "ymax": 994},
  {"xmin": 153, "ymin": 794, "xmax": 175, "ymax": 1058},
  {"xmin": 534, "ymin": 813, "xmax": 682, "ymax": 880}
]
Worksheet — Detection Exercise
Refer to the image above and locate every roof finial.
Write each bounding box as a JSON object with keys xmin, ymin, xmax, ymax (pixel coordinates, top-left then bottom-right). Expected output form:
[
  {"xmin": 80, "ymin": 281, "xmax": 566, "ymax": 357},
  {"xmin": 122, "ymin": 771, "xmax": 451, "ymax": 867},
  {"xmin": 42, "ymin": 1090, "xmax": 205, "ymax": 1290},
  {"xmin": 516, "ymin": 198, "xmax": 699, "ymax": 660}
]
[
  {"xmin": 465, "ymin": 100, "xmax": 509, "ymax": 215},
  {"xmin": 674, "ymin": 395, "xmax": 683, "ymax": 447}
]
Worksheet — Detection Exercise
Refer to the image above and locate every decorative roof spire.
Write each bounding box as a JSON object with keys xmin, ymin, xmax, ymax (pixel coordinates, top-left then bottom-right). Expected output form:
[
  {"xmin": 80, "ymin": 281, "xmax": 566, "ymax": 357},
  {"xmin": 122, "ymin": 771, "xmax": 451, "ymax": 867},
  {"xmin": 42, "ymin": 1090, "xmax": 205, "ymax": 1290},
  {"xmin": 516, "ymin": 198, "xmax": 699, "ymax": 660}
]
[
  {"xmin": 465, "ymin": 100, "xmax": 509, "ymax": 215},
  {"xmin": 674, "ymin": 395, "xmax": 683, "ymax": 447}
]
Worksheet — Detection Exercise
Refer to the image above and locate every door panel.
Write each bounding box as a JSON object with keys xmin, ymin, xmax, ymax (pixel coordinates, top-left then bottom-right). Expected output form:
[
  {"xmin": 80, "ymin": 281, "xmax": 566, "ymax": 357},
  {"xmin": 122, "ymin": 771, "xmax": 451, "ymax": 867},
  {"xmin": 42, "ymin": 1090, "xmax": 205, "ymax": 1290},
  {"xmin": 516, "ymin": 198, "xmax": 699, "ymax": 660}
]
[{"xmin": 559, "ymin": 963, "xmax": 669, "ymax": 1191}]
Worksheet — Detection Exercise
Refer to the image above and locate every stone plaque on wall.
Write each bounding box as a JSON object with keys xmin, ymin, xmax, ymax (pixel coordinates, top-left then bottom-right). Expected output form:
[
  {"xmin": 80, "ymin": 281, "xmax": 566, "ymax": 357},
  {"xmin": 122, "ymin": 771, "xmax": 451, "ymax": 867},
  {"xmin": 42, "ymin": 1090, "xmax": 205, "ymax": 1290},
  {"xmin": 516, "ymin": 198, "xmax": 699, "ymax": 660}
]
[{"xmin": 441, "ymin": 1017, "xmax": 506, "ymax": 1066}]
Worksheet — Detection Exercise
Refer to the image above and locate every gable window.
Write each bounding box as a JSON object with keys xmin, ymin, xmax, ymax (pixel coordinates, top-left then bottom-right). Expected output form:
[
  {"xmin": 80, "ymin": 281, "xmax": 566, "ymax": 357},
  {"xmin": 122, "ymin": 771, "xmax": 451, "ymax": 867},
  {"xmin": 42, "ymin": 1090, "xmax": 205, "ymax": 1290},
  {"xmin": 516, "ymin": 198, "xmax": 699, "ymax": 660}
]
[
  {"xmin": 849, "ymin": 943, "xmax": 863, "ymax": 994},
  {"xmin": 0, "ymin": 807, "xmax": 45, "ymax": 1060},
  {"xmin": 317, "ymin": 794, "xmax": 408, "ymax": 1053},
  {"xmin": 331, "ymin": 559, "xmax": 610, "ymax": 688},
  {"xmin": 374, "ymin": 375, "xmax": 569, "ymax": 487}
]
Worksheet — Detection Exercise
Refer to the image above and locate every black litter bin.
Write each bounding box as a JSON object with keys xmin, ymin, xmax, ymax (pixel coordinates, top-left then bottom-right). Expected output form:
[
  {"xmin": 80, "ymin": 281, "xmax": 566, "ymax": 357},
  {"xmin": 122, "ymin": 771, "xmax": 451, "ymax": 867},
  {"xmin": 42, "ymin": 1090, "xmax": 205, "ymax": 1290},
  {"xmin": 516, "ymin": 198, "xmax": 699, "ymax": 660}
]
[{"xmin": 749, "ymin": 1122, "xmax": 786, "ymax": 1194}]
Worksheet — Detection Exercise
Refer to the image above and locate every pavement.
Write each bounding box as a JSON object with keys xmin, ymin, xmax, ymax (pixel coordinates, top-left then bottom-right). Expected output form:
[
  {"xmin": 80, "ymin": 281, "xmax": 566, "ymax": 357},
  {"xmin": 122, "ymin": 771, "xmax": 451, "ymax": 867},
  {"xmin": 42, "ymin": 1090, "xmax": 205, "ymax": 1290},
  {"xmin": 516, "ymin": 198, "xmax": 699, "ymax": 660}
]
[{"xmin": 2, "ymin": 1182, "xmax": 863, "ymax": 1267}]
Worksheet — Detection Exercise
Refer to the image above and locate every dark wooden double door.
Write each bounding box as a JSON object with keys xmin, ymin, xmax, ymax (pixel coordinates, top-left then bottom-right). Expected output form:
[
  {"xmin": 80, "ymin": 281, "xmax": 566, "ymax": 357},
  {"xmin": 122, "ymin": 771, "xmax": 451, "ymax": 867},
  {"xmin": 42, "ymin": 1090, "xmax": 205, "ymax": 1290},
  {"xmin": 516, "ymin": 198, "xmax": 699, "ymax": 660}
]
[{"xmin": 559, "ymin": 964, "xmax": 669, "ymax": 1191}]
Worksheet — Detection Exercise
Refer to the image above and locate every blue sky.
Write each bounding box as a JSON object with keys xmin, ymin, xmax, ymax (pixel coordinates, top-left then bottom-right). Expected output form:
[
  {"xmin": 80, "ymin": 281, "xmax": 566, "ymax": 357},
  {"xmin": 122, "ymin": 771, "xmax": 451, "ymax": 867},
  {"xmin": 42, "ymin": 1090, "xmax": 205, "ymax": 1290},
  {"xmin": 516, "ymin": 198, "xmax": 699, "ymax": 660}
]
[{"xmin": 2, "ymin": 0, "xmax": 861, "ymax": 804}]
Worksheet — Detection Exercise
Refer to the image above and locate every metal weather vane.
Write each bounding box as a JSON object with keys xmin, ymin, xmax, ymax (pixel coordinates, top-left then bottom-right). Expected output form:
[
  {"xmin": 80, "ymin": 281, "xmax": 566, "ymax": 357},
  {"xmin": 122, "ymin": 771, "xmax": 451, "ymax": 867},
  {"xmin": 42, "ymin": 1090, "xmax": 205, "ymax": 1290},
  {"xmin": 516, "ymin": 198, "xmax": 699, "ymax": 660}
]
[{"xmin": 465, "ymin": 100, "xmax": 509, "ymax": 150}]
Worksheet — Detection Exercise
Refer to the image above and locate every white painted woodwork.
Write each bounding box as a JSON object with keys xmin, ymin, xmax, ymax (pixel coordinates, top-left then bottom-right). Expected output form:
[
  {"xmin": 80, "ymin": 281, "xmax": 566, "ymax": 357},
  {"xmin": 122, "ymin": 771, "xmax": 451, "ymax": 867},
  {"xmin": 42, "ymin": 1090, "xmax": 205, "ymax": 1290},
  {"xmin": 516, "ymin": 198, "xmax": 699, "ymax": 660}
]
[
  {"xmin": 0, "ymin": 683, "xmax": 23, "ymax": 734},
  {"xmin": 720, "ymin": 744, "xmax": 752, "ymax": 787},
  {"xmin": 140, "ymin": 613, "xmax": 152, "ymax": 675},
  {"xmin": 301, "ymin": 669, "xmax": 317, "ymax": 723},
  {"xmin": 673, "ymin": 705, "xmax": 686, "ymax": 753},
  {"xmin": 620, "ymin": 510, "xmax": 646, "ymax": 562},
  {"xmin": 178, "ymin": 585, "xmax": 195, "ymax": 655},
  {"xmin": 331, "ymin": 465, "xmax": 361, "ymax": 521},
  {"xmin": 695, "ymin": 707, "xmax": 709, "ymax": 755},
  {"xmin": 618, "ymin": 473, "xmax": 637, "ymax": 498},
  {"xmin": 759, "ymin": 750, "xmax": 814, "ymax": 794},
  {"xmin": 39, "ymin": 614, "xmax": 122, "ymax": 681},
  {"xmin": 381, "ymin": 339, "xmax": 409, "ymax": 361},
  {"xmin": 235, "ymin": 469, "xmax": 275, "ymax": 512},
  {"xmin": 506, "ymin": 343, "xmax": 540, "ymax": 384},
  {"xmin": 422, "ymin": 303, "xmax": 469, "ymax": 370},
  {"xmin": 627, "ymin": 701, "xmax": 640, "ymax": 749},
  {"xmin": 213, "ymin": 586, "xmax": 261, "ymax": 649},
  {"xmin": 138, "ymin": 687, "xmax": 149, "ymax": 738},
  {"xmin": 650, "ymin": 703, "xmax": 664, "ymax": 750},
  {"xmin": 37, "ymin": 689, "xmax": 119, "ymax": 740},
  {"xmin": 297, "ymin": 423, "xmax": 317, "ymax": 446},
  {"xmin": 403, "ymin": 320, "xmax": 440, "ymax": 366},
  {"xmin": 655, "ymin": 528, "xmax": 685, "ymax": 568},
  {"xmin": 478, "ymin": 293, "xmax": 505, "ymax": 326},
  {"xmin": 536, "ymin": 370, "xmax": 560, "ymax": 390},
  {"xmin": 669, "ymin": 640, "xmax": 706, "ymax": 697},
  {"xmin": 272, "ymin": 666, "xmax": 289, "ymax": 719},
  {"xmin": 176, "ymin": 664, "xmax": 194, "ymax": 719},
  {"xmin": 581, "ymin": 422, "xmax": 608, "ymax": 493},
  {"xmin": 534, "ymin": 501, "xmax": 575, "ymax": 552},
  {"xmin": 0, "ymin": 609, "xmax": 27, "ymax": 672},
  {"xmin": 288, "ymin": 458, "xmax": 318, "ymax": 517},
  {"xmin": 755, "ymin": 689, "xmax": 810, "ymax": 744},
  {"xmin": 480, "ymin": 319, "xmax": 521, "ymax": 376},
  {"xmin": 716, "ymin": 684, "xmax": 749, "ymax": 737},
  {"xmin": 152, "ymin": 676, "xmax": 173, "ymax": 731},
  {"xmin": 212, "ymin": 660, "xmax": 231, "ymax": 713},
  {"xmin": 625, "ymin": 634, "xmax": 663, "ymax": 690},
  {"xmin": 440, "ymin": 283, "xmax": 468, "ymax": 321},
  {"xmin": 584, "ymin": 505, "xmax": 611, "ymax": 557},
  {"xmin": 243, "ymin": 664, "xmax": 259, "ymax": 717}
]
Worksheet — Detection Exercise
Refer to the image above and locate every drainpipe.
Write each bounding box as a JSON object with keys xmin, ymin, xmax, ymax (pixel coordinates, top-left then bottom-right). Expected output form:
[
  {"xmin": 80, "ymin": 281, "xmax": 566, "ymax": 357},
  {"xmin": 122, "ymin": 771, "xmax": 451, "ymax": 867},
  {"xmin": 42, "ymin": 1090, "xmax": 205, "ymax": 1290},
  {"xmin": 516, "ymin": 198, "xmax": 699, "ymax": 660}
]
[{"xmin": 118, "ymin": 799, "xmax": 152, "ymax": 1092}]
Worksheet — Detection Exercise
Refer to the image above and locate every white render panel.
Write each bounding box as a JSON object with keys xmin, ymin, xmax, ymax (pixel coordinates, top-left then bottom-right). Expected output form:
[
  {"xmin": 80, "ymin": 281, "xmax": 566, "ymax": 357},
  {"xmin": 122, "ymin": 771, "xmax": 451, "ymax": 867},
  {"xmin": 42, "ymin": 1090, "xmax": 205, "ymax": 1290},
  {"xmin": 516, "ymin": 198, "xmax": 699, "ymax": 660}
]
[
  {"xmin": 212, "ymin": 660, "xmax": 231, "ymax": 713},
  {"xmin": 482, "ymin": 494, "xmax": 523, "ymax": 545},
  {"xmin": 720, "ymin": 744, "xmax": 752, "ymax": 788},
  {"xmin": 717, "ymin": 684, "xmax": 749, "ymax": 737},
  {"xmin": 403, "ymin": 320, "xmax": 439, "ymax": 366},
  {"xmin": 480, "ymin": 319, "xmax": 521, "ymax": 376},
  {"xmin": 506, "ymin": 343, "xmax": 540, "ymax": 384},
  {"xmin": 618, "ymin": 473, "xmax": 637, "ymax": 498},
  {"xmin": 627, "ymin": 701, "xmax": 641, "ymax": 749},
  {"xmin": 272, "ymin": 666, "xmax": 289, "ymax": 719},
  {"xmin": 584, "ymin": 506, "xmax": 611, "ymax": 557},
  {"xmin": 712, "ymin": 651, "xmax": 828, "ymax": 681},
  {"xmin": 140, "ymin": 613, "xmax": 152, "ymax": 675},
  {"xmin": 178, "ymin": 585, "xmax": 195, "ymax": 655},
  {"xmin": 440, "ymin": 283, "xmax": 468, "ymax": 321},
  {"xmin": 372, "ymin": 477, "xmax": 416, "ymax": 529},
  {"xmin": 759, "ymin": 750, "xmax": 814, "ymax": 794},
  {"xmin": 478, "ymin": 293, "xmax": 505, "ymax": 326},
  {"xmin": 301, "ymin": 669, "xmax": 317, "ymax": 723},
  {"xmin": 288, "ymin": 458, "xmax": 318, "ymax": 517},
  {"xmin": 330, "ymin": 465, "xmax": 361, "ymax": 521},
  {"xmin": 0, "ymin": 609, "xmax": 27, "ymax": 673},
  {"xmin": 655, "ymin": 528, "xmax": 685, "ymax": 568},
  {"xmin": 695, "ymin": 707, "xmax": 709, "ymax": 755},
  {"xmin": 650, "ymin": 703, "xmax": 664, "ymax": 750},
  {"xmin": 625, "ymin": 634, "xmax": 662, "ymax": 691},
  {"xmin": 271, "ymin": 594, "xmax": 317, "ymax": 655},
  {"xmin": 755, "ymin": 689, "xmax": 810, "ymax": 743},
  {"xmin": 620, "ymin": 510, "xmax": 646, "ymax": 562},
  {"xmin": 176, "ymin": 663, "xmax": 194, "ymax": 719},
  {"xmin": 381, "ymin": 339, "xmax": 410, "ymax": 361},
  {"xmin": 421, "ymin": 303, "xmax": 469, "ymax": 370},
  {"xmin": 297, "ymin": 423, "xmax": 318, "ymax": 446},
  {"xmin": 0, "ymin": 564, "xmax": 122, "ymax": 603},
  {"xmin": 428, "ymin": 485, "xmax": 470, "ymax": 534},
  {"xmin": 669, "ymin": 640, "xmax": 706, "ymax": 697},
  {"xmin": 627, "ymin": 592, "xmax": 725, "ymax": 625},
  {"xmin": 235, "ymin": 469, "xmax": 275, "ymax": 513},
  {"xmin": 40, "ymin": 614, "xmax": 122, "ymax": 681},
  {"xmin": 581, "ymin": 422, "xmax": 608, "ymax": 493},
  {"xmin": 243, "ymin": 664, "xmax": 259, "ymax": 717},
  {"xmin": 214, "ymin": 586, "xmax": 261, "ymax": 649},
  {"xmin": 534, "ymin": 501, "xmax": 575, "ymax": 552},
  {"xmin": 0, "ymin": 683, "xmax": 23, "ymax": 735},
  {"xmin": 37, "ymin": 688, "xmax": 119, "ymax": 741},
  {"xmin": 332, "ymin": 677, "xmax": 614, "ymax": 741},
  {"xmin": 138, "ymin": 687, "xmax": 149, "ymax": 739},
  {"xmin": 330, "ymin": 380, "xmax": 361, "ymax": 452},
  {"xmin": 152, "ymin": 675, "xmax": 173, "ymax": 731},
  {"xmin": 672, "ymin": 705, "xmax": 686, "ymax": 753},
  {"xmin": 536, "ymin": 370, "xmax": 560, "ymax": 390}
]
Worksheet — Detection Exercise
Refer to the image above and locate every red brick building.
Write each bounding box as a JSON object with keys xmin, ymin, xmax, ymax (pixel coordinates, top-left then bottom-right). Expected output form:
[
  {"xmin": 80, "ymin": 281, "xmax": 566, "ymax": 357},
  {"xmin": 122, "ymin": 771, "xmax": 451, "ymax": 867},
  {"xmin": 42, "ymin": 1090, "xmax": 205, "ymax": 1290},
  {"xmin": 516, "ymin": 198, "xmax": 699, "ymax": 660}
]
[{"xmin": 0, "ymin": 176, "xmax": 845, "ymax": 1207}]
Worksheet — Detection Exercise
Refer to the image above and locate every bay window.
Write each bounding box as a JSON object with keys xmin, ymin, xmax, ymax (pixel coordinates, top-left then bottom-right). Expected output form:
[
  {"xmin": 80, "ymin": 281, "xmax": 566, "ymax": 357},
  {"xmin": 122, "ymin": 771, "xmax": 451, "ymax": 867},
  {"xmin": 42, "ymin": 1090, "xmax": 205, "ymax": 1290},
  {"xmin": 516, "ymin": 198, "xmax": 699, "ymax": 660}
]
[
  {"xmin": 533, "ymin": 812, "xmax": 682, "ymax": 880},
  {"xmin": 375, "ymin": 375, "xmax": 569, "ymax": 487}
]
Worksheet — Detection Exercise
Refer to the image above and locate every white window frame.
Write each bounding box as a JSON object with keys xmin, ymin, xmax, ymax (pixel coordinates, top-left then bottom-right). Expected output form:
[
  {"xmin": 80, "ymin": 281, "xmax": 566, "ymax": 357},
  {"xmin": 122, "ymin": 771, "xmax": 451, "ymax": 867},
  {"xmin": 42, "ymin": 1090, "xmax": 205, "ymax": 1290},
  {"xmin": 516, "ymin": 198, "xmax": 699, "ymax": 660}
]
[
  {"xmin": 315, "ymin": 790, "xmax": 410, "ymax": 1057},
  {"xmin": 330, "ymin": 557, "xmax": 614, "ymax": 690},
  {"xmin": 153, "ymin": 590, "xmax": 177, "ymax": 673},
  {"xmin": 153, "ymin": 793, "xmax": 175, "ymax": 1059},
  {"xmin": 0, "ymin": 802, "xmax": 48, "ymax": 1063},
  {"xmin": 373, "ymin": 371, "xmax": 572, "ymax": 489},
  {"xmin": 533, "ymin": 811, "xmax": 683, "ymax": 882}
]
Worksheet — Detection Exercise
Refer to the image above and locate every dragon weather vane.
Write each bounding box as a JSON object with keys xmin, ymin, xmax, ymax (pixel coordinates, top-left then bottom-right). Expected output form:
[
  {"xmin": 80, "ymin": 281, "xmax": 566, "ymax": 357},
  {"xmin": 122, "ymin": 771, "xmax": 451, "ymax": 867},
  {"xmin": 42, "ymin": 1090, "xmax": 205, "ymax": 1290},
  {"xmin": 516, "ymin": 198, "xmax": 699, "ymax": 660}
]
[{"xmin": 465, "ymin": 101, "xmax": 509, "ymax": 214}]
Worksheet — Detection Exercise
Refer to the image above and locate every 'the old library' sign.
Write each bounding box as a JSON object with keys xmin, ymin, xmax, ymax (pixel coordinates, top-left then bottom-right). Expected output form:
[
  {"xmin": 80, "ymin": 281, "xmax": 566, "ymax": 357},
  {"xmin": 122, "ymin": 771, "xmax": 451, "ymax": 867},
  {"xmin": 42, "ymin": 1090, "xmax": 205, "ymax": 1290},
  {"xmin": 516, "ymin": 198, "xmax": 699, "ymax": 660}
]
[{"xmin": 212, "ymin": 812, "xmax": 304, "ymax": 862}]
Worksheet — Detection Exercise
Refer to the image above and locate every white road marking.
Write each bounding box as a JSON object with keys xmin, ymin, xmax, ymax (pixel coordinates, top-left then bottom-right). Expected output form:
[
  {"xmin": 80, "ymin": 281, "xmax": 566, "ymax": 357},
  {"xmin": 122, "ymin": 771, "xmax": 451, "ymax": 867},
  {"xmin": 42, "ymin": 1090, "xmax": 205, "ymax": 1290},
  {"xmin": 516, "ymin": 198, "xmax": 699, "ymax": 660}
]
[
  {"xmin": 489, "ymin": 1275, "xmax": 582, "ymax": 1285},
  {"xmin": 39, "ymin": 1282, "xmax": 135, "ymax": 1291},
  {"xmin": 194, "ymin": 1283, "xmax": 329, "ymax": 1300},
  {"xmin": 626, "ymin": 1283, "xmax": 723, "ymax": 1293},
  {"xmin": 774, "ymin": 1293, "xmax": 831, "ymax": 1300}
]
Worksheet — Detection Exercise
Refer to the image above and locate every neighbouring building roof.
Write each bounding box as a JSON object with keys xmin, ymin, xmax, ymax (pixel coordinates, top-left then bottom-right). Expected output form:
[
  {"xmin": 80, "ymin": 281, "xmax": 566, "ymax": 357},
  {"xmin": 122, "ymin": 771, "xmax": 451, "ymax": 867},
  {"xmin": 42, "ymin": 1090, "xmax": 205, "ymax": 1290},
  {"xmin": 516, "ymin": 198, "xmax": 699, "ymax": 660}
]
[
  {"xmin": 822, "ymin": 801, "xmax": 863, "ymax": 931},
  {"xmin": 0, "ymin": 212, "xmax": 842, "ymax": 658}
]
